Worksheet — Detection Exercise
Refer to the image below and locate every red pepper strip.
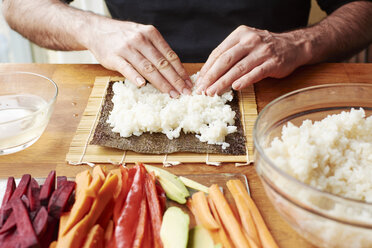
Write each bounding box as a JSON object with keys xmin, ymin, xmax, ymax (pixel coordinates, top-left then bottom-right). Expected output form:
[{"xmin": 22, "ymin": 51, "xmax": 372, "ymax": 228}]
[
  {"xmin": 132, "ymin": 196, "xmax": 147, "ymax": 248},
  {"xmin": 145, "ymin": 172, "xmax": 163, "ymax": 248},
  {"xmin": 141, "ymin": 214, "xmax": 153, "ymax": 248},
  {"xmin": 115, "ymin": 165, "xmax": 144, "ymax": 248},
  {"xmin": 113, "ymin": 168, "xmax": 130, "ymax": 224},
  {"xmin": 155, "ymin": 182, "xmax": 166, "ymax": 214}
]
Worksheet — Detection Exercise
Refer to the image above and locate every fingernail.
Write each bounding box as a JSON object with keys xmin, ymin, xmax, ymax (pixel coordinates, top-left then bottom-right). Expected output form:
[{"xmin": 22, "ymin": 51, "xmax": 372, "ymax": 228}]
[
  {"xmin": 206, "ymin": 87, "xmax": 216, "ymax": 96},
  {"xmin": 136, "ymin": 77, "xmax": 146, "ymax": 87},
  {"xmin": 185, "ymin": 79, "xmax": 193, "ymax": 88},
  {"xmin": 170, "ymin": 90, "xmax": 179, "ymax": 98},
  {"xmin": 182, "ymin": 88, "xmax": 191, "ymax": 95},
  {"xmin": 195, "ymin": 77, "xmax": 202, "ymax": 86},
  {"xmin": 232, "ymin": 82, "xmax": 241, "ymax": 90},
  {"xmin": 195, "ymin": 84, "xmax": 204, "ymax": 94}
]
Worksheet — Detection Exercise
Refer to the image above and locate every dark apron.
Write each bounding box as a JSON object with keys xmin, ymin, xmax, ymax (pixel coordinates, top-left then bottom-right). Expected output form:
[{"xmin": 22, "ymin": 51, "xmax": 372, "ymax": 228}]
[{"xmin": 105, "ymin": 0, "xmax": 310, "ymax": 62}]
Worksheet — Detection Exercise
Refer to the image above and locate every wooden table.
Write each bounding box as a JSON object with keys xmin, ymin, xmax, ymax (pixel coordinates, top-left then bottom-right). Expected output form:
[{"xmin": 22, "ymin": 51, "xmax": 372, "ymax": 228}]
[{"xmin": 1, "ymin": 63, "xmax": 371, "ymax": 247}]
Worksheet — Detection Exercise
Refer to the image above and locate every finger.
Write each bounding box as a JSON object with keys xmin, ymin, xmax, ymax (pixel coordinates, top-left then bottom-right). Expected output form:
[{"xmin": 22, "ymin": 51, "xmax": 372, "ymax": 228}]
[
  {"xmin": 145, "ymin": 25, "xmax": 192, "ymax": 87},
  {"xmin": 195, "ymin": 43, "xmax": 248, "ymax": 94},
  {"xmin": 197, "ymin": 27, "xmax": 244, "ymax": 84},
  {"xmin": 109, "ymin": 56, "xmax": 146, "ymax": 87},
  {"xmin": 205, "ymin": 49, "xmax": 268, "ymax": 96},
  {"xmin": 139, "ymin": 40, "xmax": 191, "ymax": 95},
  {"xmin": 124, "ymin": 49, "xmax": 179, "ymax": 97},
  {"xmin": 232, "ymin": 60, "xmax": 275, "ymax": 90}
]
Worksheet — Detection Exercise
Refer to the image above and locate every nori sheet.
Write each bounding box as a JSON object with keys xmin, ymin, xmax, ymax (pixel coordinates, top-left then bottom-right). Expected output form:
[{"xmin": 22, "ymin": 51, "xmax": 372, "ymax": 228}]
[{"xmin": 90, "ymin": 81, "xmax": 246, "ymax": 155}]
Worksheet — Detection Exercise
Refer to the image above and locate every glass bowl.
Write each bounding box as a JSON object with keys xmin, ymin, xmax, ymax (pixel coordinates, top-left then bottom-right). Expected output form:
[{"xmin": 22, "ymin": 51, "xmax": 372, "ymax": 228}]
[
  {"xmin": 253, "ymin": 83, "xmax": 372, "ymax": 248},
  {"xmin": 0, "ymin": 72, "xmax": 58, "ymax": 155}
]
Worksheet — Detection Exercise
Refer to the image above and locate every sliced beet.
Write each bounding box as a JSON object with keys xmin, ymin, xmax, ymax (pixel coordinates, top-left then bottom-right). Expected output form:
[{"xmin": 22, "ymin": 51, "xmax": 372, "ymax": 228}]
[
  {"xmin": 32, "ymin": 207, "xmax": 48, "ymax": 238},
  {"xmin": 0, "ymin": 213, "xmax": 15, "ymax": 234},
  {"xmin": 1, "ymin": 174, "xmax": 31, "ymax": 226},
  {"xmin": 39, "ymin": 216, "xmax": 58, "ymax": 248},
  {"xmin": 57, "ymin": 176, "xmax": 67, "ymax": 189},
  {"xmin": 47, "ymin": 181, "xmax": 75, "ymax": 219},
  {"xmin": 0, "ymin": 229, "xmax": 20, "ymax": 248},
  {"xmin": 1, "ymin": 177, "xmax": 16, "ymax": 207},
  {"xmin": 21, "ymin": 195, "xmax": 30, "ymax": 210},
  {"xmin": 27, "ymin": 178, "xmax": 40, "ymax": 212},
  {"xmin": 11, "ymin": 198, "xmax": 39, "ymax": 248},
  {"xmin": 39, "ymin": 171, "xmax": 56, "ymax": 207}
]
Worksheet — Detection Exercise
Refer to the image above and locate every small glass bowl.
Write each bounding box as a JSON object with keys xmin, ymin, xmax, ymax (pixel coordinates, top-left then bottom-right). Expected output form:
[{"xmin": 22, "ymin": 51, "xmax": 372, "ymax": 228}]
[
  {"xmin": 253, "ymin": 83, "xmax": 372, "ymax": 248},
  {"xmin": 0, "ymin": 72, "xmax": 58, "ymax": 155}
]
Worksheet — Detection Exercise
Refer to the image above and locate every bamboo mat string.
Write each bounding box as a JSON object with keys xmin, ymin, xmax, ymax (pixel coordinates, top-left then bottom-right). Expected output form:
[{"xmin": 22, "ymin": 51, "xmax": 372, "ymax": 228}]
[
  {"xmin": 163, "ymin": 154, "xmax": 181, "ymax": 167},
  {"xmin": 120, "ymin": 150, "xmax": 127, "ymax": 166},
  {"xmin": 77, "ymin": 80, "xmax": 109, "ymax": 165},
  {"xmin": 235, "ymin": 90, "xmax": 250, "ymax": 167},
  {"xmin": 205, "ymin": 153, "xmax": 221, "ymax": 166}
]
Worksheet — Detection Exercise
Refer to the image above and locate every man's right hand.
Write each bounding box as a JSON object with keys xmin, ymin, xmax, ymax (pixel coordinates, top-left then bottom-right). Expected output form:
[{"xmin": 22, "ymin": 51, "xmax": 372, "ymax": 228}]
[{"xmin": 84, "ymin": 20, "xmax": 192, "ymax": 98}]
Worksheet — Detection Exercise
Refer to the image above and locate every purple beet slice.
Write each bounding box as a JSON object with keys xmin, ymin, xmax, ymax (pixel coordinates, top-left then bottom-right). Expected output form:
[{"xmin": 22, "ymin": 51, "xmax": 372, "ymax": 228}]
[
  {"xmin": 0, "ymin": 213, "xmax": 15, "ymax": 234},
  {"xmin": 47, "ymin": 181, "xmax": 75, "ymax": 219},
  {"xmin": 32, "ymin": 207, "xmax": 48, "ymax": 238},
  {"xmin": 1, "ymin": 177, "xmax": 15, "ymax": 207},
  {"xmin": 39, "ymin": 171, "xmax": 56, "ymax": 207},
  {"xmin": 57, "ymin": 176, "xmax": 67, "ymax": 189},
  {"xmin": 27, "ymin": 178, "xmax": 40, "ymax": 212},
  {"xmin": 11, "ymin": 198, "xmax": 39, "ymax": 248},
  {"xmin": 39, "ymin": 216, "xmax": 58, "ymax": 248}
]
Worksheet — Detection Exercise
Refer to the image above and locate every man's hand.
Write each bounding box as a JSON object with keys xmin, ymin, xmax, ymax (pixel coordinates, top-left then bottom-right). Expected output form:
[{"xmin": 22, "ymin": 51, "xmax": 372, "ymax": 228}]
[
  {"xmin": 85, "ymin": 20, "xmax": 192, "ymax": 98},
  {"xmin": 195, "ymin": 25, "xmax": 310, "ymax": 96}
]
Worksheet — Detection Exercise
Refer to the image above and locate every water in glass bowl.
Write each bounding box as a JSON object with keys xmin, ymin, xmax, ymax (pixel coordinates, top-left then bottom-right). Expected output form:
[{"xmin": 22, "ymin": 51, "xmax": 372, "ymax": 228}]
[{"xmin": 0, "ymin": 94, "xmax": 48, "ymax": 154}]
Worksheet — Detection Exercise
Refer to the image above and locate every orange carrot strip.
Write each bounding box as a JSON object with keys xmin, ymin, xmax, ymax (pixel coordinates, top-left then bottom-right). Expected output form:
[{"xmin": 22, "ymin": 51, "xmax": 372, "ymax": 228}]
[
  {"xmin": 232, "ymin": 180, "xmax": 278, "ymax": 248},
  {"xmin": 191, "ymin": 192, "xmax": 219, "ymax": 230},
  {"xmin": 207, "ymin": 196, "xmax": 233, "ymax": 248},
  {"xmin": 208, "ymin": 184, "xmax": 249, "ymax": 248},
  {"xmin": 227, "ymin": 180, "xmax": 261, "ymax": 247},
  {"xmin": 104, "ymin": 220, "xmax": 114, "ymax": 247},
  {"xmin": 82, "ymin": 224, "xmax": 104, "ymax": 248}
]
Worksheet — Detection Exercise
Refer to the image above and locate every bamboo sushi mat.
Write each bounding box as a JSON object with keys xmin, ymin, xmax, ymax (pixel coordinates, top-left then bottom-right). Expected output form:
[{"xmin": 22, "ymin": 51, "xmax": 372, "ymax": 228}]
[{"xmin": 66, "ymin": 76, "xmax": 258, "ymax": 166}]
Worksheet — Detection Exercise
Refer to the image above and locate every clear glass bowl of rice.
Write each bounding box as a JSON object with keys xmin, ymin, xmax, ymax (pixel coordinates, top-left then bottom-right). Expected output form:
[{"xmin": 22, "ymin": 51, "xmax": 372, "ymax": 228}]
[
  {"xmin": 253, "ymin": 83, "xmax": 372, "ymax": 248},
  {"xmin": 0, "ymin": 72, "xmax": 58, "ymax": 155}
]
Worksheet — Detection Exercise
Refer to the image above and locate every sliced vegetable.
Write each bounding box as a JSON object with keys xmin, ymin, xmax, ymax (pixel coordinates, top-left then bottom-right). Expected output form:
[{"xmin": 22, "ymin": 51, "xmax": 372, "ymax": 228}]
[
  {"xmin": 40, "ymin": 171, "xmax": 55, "ymax": 206},
  {"xmin": 145, "ymin": 172, "xmax": 163, "ymax": 248},
  {"xmin": 191, "ymin": 192, "xmax": 219, "ymax": 230},
  {"xmin": 113, "ymin": 168, "xmax": 130, "ymax": 224},
  {"xmin": 132, "ymin": 196, "xmax": 147, "ymax": 248},
  {"xmin": 226, "ymin": 180, "xmax": 261, "ymax": 247},
  {"xmin": 48, "ymin": 181, "xmax": 76, "ymax": 219},
  {"xmin": 229, "ymin": 180, "xmax": 278, "ymax": 248},
  {"xmin": 12, "ymin": 198, "xmax": 39, "ymax": 248},
  {"xmin": 188, "ymin": 225, "xmax": 214, "ymax": 248},
  {"xmin": 179, "ymin": 176, "xmax": 209, "ymax": 194},
  {"xmin": 115, "ymin": 165, "xmax": 144, "ymax": 248},
  {"xmin": 1, "ymin": 177, "xmax": 15, "ymax": 207},
  {"xmin": 32, "ymin": 206, "xmax": 48, "ymax": 237},
  {"xmin": 27, "ymin": 178, "xmax": 40, "ymax": 212},
  {"xmin": 57, "ymin": 176, "xmax": 67, "ymax": 189},
  {"xmin": 144, "ymin": 164, "xmax": 189, "ymax": 204},
  {"xmin": 208, "ymin": 184, "xmax": 249, "ymax": 248},
  {"xmin": 82, "ymin": 224, "xmax": 104, "ymax": 248},
  {"xmin": 160, "ymin": 207, "xmax": 189, "ymax": 248}
]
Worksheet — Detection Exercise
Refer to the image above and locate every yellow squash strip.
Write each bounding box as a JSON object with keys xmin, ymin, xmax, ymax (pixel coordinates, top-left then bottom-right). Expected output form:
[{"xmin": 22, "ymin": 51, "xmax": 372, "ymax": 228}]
[
  {"xmin": 207, "ymin": 196, "xmax": 233, "ymax": 248},
  {"xmin": 231, "ymin": 180, "xmax": 279, "ymax": 248},
  {"xmin": 226, "ymin": 180, "xmax": 261, "ymax": 247},
  {"xmin": 191, "ymin": 192, "xmax": 219, "ymax": 230},
  {"xmin": 82, "ymin": 224, "xmax": 104, "ymax": 248},
  {"xmin": 56, "ymin": 174, "xmax": 118, "ymax": 248},
  {"xmin": 209, "ymin": 184, "xmax": 250, "ymax": 248}
]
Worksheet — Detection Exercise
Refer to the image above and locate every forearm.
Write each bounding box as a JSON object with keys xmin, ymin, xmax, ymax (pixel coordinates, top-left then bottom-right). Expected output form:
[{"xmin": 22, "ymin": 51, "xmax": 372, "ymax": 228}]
[
  {"xmin": 291, "ymin": 1, "xmax": 372, "ymax": 64},
  {"xmin": 2, "ymin": 0, "xmax": 105, "ymax": 51}
]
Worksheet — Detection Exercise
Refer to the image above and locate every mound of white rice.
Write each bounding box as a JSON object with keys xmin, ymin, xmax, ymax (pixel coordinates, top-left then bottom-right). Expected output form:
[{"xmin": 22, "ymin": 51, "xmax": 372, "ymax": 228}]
[
  {"xmin": 265, "ymin": 108, "xmax": 372, "ymax": 202},
  {"xmin": 107, "ymin": 74, "xmax": 237, "ymax": 149}
]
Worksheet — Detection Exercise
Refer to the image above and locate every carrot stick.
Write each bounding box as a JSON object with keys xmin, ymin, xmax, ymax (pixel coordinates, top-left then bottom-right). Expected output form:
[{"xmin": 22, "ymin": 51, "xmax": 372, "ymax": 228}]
[
  {"xmin": 208, "ymin": 184, "xmax": 250, "ymax": 248},
  {"xmin": 104, "ymin": 220, "xmax": 114, "ymax": 247},
  {"xmin": 207, "ymin": 196, "xmax": 233, "ymax": 248},
  {"xmin": 227, "ymin": 180, "xmax": 261, "ymax": 247},
  {"xmin": 231, "ymin": 180, "xmax": 278, "ymax": 248},
  {"xmin": 191, "ymin": 192, "xmax": 219, "ymax": 230}
]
